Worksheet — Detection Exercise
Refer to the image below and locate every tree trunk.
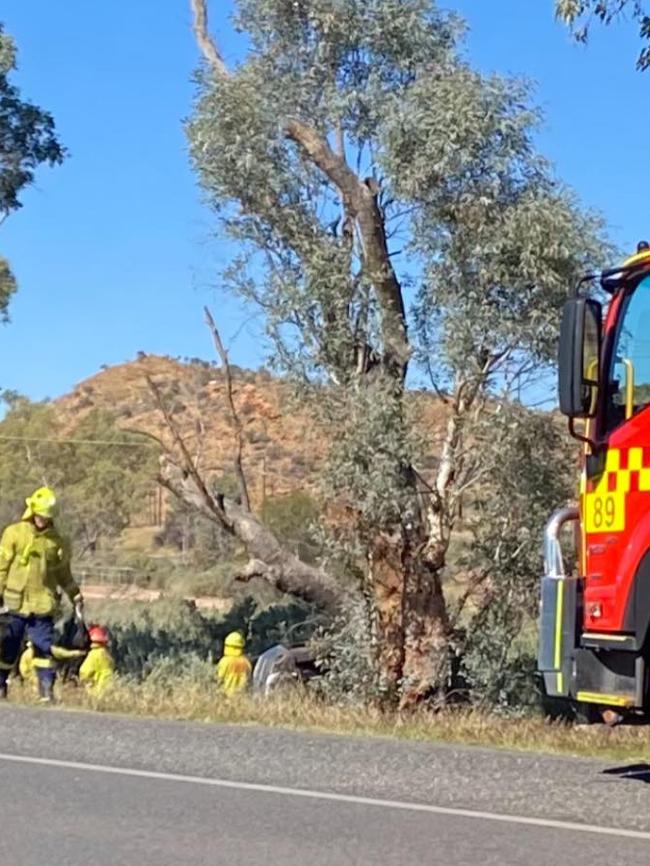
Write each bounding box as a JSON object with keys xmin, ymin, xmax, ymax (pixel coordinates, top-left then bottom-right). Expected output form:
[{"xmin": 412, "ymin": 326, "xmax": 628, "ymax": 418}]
[
  {"xmin": 368, "ymin": 522, "xmax": 451, "ymax": 706},
  {"xmin": 401, "ymin": 549, "xmax": 451, "ymax": 707},
  {"xmin": 368, "ymin": 529, "xmax": 406, "ymax": 695}
]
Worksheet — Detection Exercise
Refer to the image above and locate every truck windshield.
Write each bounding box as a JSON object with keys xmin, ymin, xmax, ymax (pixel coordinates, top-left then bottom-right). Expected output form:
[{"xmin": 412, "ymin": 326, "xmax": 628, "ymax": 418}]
[{"xmin": 606, "ymin": 274, "xmax": 650, "ymax": 431}]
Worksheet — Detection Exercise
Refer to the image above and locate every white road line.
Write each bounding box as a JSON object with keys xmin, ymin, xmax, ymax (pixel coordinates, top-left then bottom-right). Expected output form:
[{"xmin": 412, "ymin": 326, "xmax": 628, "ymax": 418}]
[{"xmin": 0, "ymin": 752, "xmax": 648, "ymax": 842}]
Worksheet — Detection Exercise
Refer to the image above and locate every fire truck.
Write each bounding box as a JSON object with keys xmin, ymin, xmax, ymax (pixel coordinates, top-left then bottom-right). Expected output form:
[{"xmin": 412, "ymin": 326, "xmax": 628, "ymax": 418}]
[{"xmin": 539, "ymin": 242, "xmax": 650, "ymax": 720}]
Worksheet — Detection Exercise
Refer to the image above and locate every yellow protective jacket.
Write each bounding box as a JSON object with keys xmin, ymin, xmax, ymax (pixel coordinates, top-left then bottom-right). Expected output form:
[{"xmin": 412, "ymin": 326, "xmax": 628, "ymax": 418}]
[
  {"xmin": 0, "ymin": 520, "xmax": 80, "ymax": 617},
  {"xmin": 79, "ymin": 645, "xmax": 114, "ymax": 694},
  {"xmin": 216, "ymin": 646, "xmax": 252, "ymax": 697}
]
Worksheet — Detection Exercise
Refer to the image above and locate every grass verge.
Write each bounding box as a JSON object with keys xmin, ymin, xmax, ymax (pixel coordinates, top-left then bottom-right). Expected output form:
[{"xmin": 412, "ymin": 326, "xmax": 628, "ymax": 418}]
[{"xmin": 9, "ymin": 674, "xmax": 650, "ymax": 762}]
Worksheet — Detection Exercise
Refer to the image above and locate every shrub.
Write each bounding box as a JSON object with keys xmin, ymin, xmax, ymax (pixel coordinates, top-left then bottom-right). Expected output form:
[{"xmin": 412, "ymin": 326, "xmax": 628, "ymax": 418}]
[
  {"xmin": 310, "ymin": 600, "xmax": 382, "ymax": 705},
  {"xmin": 90, "ymin": 596, "xmax": 320, "ymax": 680}
]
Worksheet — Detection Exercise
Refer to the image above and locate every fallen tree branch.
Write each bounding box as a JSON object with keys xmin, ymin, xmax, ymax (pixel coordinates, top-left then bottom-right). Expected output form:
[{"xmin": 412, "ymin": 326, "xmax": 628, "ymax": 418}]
[
  {"xmin": 146, "ymin": 357, "xmax": 342, "ymax": 609},
  {"xmin": 159, "ymin": 455, "xmax": 343, "ymax": 609}
]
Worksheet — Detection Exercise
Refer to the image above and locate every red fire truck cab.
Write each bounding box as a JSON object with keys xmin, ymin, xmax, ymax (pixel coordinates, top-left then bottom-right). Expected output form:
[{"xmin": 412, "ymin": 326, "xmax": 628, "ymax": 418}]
[{"xmin": 539, "ymin": 243, "xmax": 650, "ymax": 718}]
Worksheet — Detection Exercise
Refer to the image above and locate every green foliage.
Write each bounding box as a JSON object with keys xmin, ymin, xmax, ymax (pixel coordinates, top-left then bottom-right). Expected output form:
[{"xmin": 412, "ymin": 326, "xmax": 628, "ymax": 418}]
[
  {"xmin": 0, "ymin": 396, "xmax": 67, "ymax": 526},
  {"xmin": 0, "ymin": 24, "xmax": 64, "ymax": 216},
  {"xmin": 94, "ymin": 598, "xmax": 221, "ymax": 678},
  {"xmin": 188, "ymin": 0, "xmax": 462, "ymax": 385},
  {"xmin": 459, "ymin": 405, "xmax": 576, "ymax": 707},
  {"xmin": 91, "ymin": 596, "xmax": 320, "ymax": 679},
  {"xmin": 190, "ymin": 0, "xmax": 608, "ymax": 380},
  {"xmin": 0, "ymin": 397, "xmax": 158, "ymax": 552},
  {"xmin": 261, "ymin": 490, "xmax": 322, "ymax": 563},
  {"xmin": 555, "ymin": 1, "xmax": 650, "ymax": 69},
  {"xmin": 0, "ymin": 257, "xmax": 15, "ymax": 321},
  {"xmin": 0, "ymin": 23, "xmax": 63, "ymax": 318},
  {"xmin": 188, "ymin": 0, "xmax": 609, "ymax": 520},
  {"xmin": 61, "ymin": 409, "xmax": 159, "ymax": 552},
  {"xmin": 310, "ymin": 600, "xmax": 382, "ymax": 703},
  {"xmin": 135, "ymin": 654, "xmax": 216, "ymax": 689}
]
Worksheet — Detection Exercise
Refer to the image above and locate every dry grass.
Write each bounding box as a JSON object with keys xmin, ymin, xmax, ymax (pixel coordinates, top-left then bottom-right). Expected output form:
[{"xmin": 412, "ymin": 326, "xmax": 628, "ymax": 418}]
[{"xmin": 11, "ymin": 677, "xmax": 650, "ymax": 762}]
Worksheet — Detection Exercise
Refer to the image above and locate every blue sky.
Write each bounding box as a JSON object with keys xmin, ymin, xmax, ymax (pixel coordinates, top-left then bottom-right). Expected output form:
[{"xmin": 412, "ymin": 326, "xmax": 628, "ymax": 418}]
[{"xmin": 0, "ymin": 0, "xmax": 646, "ymax": 401}]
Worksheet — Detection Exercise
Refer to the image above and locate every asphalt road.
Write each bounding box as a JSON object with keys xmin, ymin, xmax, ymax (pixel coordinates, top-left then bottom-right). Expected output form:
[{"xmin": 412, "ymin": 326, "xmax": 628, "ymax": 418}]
[{"xmin": 1, "ymin": 706, "xmax": 649, "ymax": 865}]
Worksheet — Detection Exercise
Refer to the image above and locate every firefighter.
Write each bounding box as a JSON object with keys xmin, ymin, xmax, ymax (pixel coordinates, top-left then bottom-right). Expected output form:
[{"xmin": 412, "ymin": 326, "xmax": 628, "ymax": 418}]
[
  {"xmin": 0, "ymin": 487, "xmax": 84, "ymax": 702},
  {"xmin": 19, "ymin": 640, "xmax": 83, "ymax": 689},
  {"xmin": 216, "ymin": 631, "xmax": 252, "ymax": 696},
  {"xmin": 79, "ymin": 625, "xmax": 114, "ymax": 695}
]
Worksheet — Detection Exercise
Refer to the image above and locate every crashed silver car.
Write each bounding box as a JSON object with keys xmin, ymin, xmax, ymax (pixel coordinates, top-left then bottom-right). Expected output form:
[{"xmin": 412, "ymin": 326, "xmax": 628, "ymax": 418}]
[{"xmin": 252, "ymin": 644, "xmax": 318, "ymax": 696}]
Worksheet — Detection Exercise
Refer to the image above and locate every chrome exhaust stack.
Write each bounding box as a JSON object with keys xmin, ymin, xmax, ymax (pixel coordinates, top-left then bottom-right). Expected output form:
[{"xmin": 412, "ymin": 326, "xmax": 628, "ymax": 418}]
[{"xmin": 538, "ymin": 507, "xmax": 579, "ymax": 698}]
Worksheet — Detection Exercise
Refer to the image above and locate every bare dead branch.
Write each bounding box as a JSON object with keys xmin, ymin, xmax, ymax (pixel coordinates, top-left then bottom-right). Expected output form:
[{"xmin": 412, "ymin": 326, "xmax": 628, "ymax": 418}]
[
  {"xmin": 146, "ymin": 374, "xmax": 232, "ymax": 531},
  {"xmin": 193, "ymin": 416, "xmax": 206, "ymax": 471},
  {"xmin": 422, "ymin": 356, "xmax": 450, "ymax": 404},
  {"xmin": 147, "ymin": 347, "xmax": 342, "ymax": 609},
  {"xmin": 122, "ymin": 426, "xmax": 166, "ymax": 450},
  {"xmin": 204, "ymin": 307, "xmax": 252, "ymax": 512}
]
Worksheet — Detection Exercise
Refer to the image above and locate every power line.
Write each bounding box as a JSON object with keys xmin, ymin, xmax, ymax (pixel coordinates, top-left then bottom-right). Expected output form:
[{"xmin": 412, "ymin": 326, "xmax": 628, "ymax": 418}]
[{"xmin": 0, "ymin": 434, "xmax": 157, "ymax": 449}]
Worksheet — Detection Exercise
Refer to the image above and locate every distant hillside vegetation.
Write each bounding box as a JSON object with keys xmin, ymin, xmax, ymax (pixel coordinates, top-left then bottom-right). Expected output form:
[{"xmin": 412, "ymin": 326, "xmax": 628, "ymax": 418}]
[{"xmin": 54, "ymin": 354, "xmax": 449, "ymax": 510}]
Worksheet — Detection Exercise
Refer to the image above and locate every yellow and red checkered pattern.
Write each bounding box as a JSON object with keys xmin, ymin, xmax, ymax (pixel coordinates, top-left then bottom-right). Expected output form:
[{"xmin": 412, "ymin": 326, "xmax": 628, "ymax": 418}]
[{"xmin": 583, "ymin": 448, "xmax": 650, "ymax": 533}]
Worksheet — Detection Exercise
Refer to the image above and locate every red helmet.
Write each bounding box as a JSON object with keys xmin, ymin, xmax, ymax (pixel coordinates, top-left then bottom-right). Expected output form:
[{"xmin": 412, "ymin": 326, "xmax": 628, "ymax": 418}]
[{"xmin": 88, "ymin": 625, "xmax": 109, "ymax": 645}]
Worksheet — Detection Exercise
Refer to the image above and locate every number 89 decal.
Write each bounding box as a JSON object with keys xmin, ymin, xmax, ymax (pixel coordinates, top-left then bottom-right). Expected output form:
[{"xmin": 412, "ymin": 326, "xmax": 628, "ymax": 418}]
[
  {"xmin": 592, "ymin": 496, "xmax": 616, "ymax": 528},
  {"xmin": 586, "ymin": 492, "xmax": 625, "ymax": 533}
]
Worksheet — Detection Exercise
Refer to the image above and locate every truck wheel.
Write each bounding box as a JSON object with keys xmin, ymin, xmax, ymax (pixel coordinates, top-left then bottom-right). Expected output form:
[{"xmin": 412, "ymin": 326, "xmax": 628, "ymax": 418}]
[{"xmin": 572, "ymin": 702, "xmax": 612, "ymax": 725}]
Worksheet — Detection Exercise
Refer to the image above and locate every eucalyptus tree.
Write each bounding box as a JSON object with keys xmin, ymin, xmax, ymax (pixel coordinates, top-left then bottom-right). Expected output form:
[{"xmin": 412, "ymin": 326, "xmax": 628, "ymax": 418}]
[{"xmin": 184, "ymin": 0, "xmax": 609, "ymax": 703}]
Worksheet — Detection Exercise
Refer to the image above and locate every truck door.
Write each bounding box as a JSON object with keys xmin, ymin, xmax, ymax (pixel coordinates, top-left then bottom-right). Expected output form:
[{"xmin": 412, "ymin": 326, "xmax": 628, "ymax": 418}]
[{"xmin": 584, "ymin": 273, "xmax": 650, "ymax": 639}]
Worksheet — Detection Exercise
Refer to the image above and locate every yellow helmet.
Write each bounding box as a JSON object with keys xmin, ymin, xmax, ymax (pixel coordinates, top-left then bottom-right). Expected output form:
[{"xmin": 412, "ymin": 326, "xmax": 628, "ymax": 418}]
[
  {"xmin": 22, "ymin": 487, "xmax": 58, "ymax": 520},
  {"xmin": 623, "ymin": 241, "xmax": 650, "ymax": 268},
  {"xmin": 224, "ymin": 631, "xmax": 245, "ymax": 650}
]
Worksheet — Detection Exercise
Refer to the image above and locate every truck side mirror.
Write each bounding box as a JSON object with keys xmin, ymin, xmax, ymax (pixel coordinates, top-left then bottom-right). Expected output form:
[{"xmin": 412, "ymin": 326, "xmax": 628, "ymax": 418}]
[{"xmin": 558, "ymin": 297, "xmax": 602, "ymax": 418}]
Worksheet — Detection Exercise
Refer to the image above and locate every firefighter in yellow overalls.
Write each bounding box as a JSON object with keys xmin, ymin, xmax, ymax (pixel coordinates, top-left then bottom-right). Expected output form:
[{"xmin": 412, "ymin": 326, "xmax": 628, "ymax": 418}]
[
  {"xmin": 216, "ymin": 632, "xmax": 252, "ymax": 696},
  {"xmin": 0, "ymin": 487, "xmax": 84, "ymax": 702}
]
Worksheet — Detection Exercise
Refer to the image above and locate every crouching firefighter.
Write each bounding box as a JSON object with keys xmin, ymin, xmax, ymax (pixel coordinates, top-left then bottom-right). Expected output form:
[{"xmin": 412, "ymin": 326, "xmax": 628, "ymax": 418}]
[
  {"xmin": 216, "ymin": 632, "xmax": 252, "ymax": 697},
  {"xmin": 0, "ymin": 487, "xmax": 84, "ymax": 702},
  {"xmin": 79, "ymin": 625, "xmax": 114, "ymax": 695}
]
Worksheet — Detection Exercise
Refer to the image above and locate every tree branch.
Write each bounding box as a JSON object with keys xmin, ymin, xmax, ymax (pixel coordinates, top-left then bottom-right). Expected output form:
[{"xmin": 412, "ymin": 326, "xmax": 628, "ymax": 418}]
[
  {"xmin": 159, "ymin": 456, "xmax": 343, "ymax": 609},
  {"xmin": 148, "ymin": 350, "xmax": 342, "ymax": 610},
  {"xmin": 204, "ymin": 307, "xmax": 252, "ymax": 512},
  {"xmin": 285, "ymin": 121, "xmax": 410, "ymax": 376},
  {"xmin": 146, "ymin": 374, "xmax": 232, "ymax": 532},
  {"xmin": 189, "ymin": 0, "xmax": 229, "ymax": 77}
]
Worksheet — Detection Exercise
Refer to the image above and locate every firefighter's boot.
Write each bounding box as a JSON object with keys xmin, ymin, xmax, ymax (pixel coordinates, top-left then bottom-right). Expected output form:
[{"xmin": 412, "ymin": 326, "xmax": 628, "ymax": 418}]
[{"xmin": 37, "ymin": 669, "xmax": 55, "ymax": 704}]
